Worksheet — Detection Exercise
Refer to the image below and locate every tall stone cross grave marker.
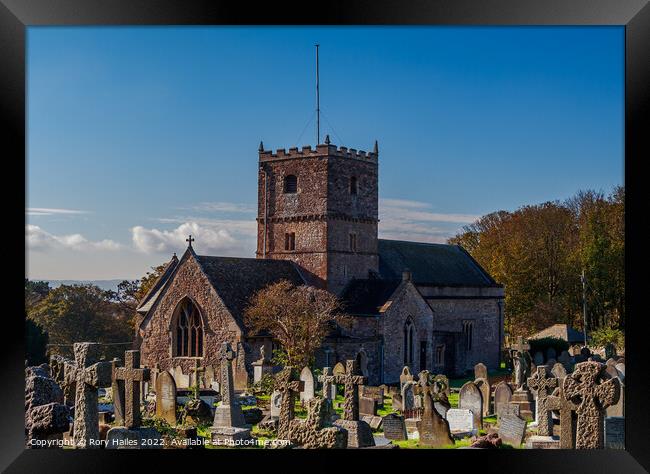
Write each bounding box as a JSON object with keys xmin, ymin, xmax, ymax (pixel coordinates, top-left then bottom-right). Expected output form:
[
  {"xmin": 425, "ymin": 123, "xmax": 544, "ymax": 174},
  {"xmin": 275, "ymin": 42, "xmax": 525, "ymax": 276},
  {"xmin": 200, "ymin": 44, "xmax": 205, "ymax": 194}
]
[
  {"xmin": 274, "ymin": 367, "xmax": 304, "ymax": 440},
  {"xmin": 113, "ymin": 350, "xmax": 150, "ymax": 430},
  {"xmin": 64, "ymin": 342, "xmax": 113, "ymax": 448},
  {"xmin": 563, "ymin": 361, "xmax": 620, "ymax": 449},
  {"xmin": 527, "ymin": 365, "xmax": 558, "ymax": 437}
]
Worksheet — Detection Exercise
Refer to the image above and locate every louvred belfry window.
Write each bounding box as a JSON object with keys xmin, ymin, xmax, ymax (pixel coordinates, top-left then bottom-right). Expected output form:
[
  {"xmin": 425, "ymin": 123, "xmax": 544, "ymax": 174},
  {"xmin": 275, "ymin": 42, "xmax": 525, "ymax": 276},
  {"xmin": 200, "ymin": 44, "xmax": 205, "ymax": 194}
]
[{"xmin": 176, "ymin": 300, "xmax": 203, "ymax": 357}]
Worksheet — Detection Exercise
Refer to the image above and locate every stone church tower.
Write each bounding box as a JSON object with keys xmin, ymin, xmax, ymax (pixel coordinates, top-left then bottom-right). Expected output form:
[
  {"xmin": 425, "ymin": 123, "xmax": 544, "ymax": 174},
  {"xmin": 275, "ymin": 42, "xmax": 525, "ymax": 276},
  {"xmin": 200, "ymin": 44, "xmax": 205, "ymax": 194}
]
[{"xmin": 256, "ymin": 138, "xmax": 379, "ymax": 295}]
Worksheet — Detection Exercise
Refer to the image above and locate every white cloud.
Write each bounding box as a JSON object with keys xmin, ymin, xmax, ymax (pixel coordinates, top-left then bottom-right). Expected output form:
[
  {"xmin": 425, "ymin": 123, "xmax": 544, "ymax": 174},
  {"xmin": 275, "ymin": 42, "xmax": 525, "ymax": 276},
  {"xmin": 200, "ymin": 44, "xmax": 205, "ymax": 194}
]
[
  {"xmin": 379, "ymin": 198, "xmax": 480, "ymax": 243},
  {"xmin": 26, "ymin": 225, "xmax": 121, "ymax": 252},
  {"xmin": 27, "ymin": 208, "xmax": 89, "ymax": 216},
  {"xmin": 131, "ymin": 221, "xmax": 256, "ymax": 256}
]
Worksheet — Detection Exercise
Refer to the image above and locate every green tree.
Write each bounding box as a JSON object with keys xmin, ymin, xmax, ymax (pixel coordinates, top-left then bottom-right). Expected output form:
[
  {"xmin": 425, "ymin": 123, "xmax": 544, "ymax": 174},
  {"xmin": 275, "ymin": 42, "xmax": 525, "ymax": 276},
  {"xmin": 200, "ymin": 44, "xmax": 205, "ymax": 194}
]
[{"xmin": 25, "ymin": 318, "xmax": 49, "ymax": 365}]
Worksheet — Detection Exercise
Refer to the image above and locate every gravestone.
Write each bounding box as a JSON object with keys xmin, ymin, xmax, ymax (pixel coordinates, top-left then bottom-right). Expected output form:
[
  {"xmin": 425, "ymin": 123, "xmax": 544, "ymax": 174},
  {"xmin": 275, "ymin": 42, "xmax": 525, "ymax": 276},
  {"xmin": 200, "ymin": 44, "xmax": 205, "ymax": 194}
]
[
  {"xmin": 270, "ymin": 390, "xmax": 282, "ymax": 418},
  {"xmin": 299, "ymin": 366, "xmax": 315, "ymax": 402},
  {"xmin": 474, "ymin": 377, "xmax": 491, "ymax": 416},
  {"xmin": 604, "ymin": 416, "xmax": 624, "ymax": 449},
  {"xmin": 392, "ymin": 393, "xmax": 403, "ymax": 411},
  {"xmin": 551, "ymin": 362, "xmax": 567, "ymax": 380},
  {"xmin": 534, "ymin": 352, "xmax": 545, "ymax": 366},
  {"xmin": 432, "ymin": 374, "xmax": 451, "ymax": 397},
  {"xmin": 252, "ymin": 346, "xmax": 273, "ymax": 383},
  {"xmin": 446, "ymin": 409, "xmax": 475, "ymax": 435},
  {"xmin": 494, "ymin": 381, "xmax": 513, "ymax": 419},
  {"xmin": 25, "ymin": 367, "xmax": 69, "ymax": 447},
  {"xmin": 50, "ymin": 355, "xmax": 75, "ymax": 407},
  {"xmin": 474, "ymin": 363, "xmax": 488, "ymax": 381},
  {"xmin": 110, "ymin": 358, "xmax": 124, "ymax": 425},
  {"xmin": 459, "ymin": 381, "xmax": 483, "ymax": 429},
  {"xmin": 359, "ymin": 396, "xmax": 377, "ymax": 417},
  {"xmin": 417, "ymin": 392, "xmax": 454, "ymax": 447},
  {"xmin": 274, "ymin": 367, "xmax": 304, "ymax": 440},
  {"xmin": 113, "ymin": 350, "xmax": 150, "ymax": 430},
  {"xmin": 527, "ymin": 366, "xmax": 558, "ymax": 437},
  {"xmin": 401, "ymin": 380, "xmax": 416, "ymax": 411},
  {"xmin": 434, "ymin": 400, "xmax": 449, "ymax": 419},
  {"xmin": 319, "ymin": 367, "xmax": 336, "ymax": 400},
  {"xmin": 606, "ymin": 380, "xmax": 624, "ymax": 418},
  {"xmin": 382, "ymin": 413, "xmax": 407, "ymax": 440},
  {"xmin": 547, "ymin": 385, "xmax": 578, "ymax": 449},
  {"xmin": 361, "ymin": 385, "xmax": 384, "ymax": 407},
  {"xmin": 501, "ymin": 403, "xmax": 520, "ymax": 418},
  {"xmin": 332, "ymin": 362, "xmax": 346, "ymax": 376},
  {"xmin": 498, "ymin": 413, "xmax": 527, "ymax": 447},
  {"xmin": 362, "ymin": 415, "xmax": 383, "ymax": 431},
  {"xmin": 399, "ymin": 366, "xmax": 414, "ymax": 390},
  {"xmin": 155, "ymin": 371, "xmax": 177, "ymax": 426},
  {"xmin": 64, "ymin": 342, "xmax": 113, "ymax": 448},
  {"xmin": 563, "ymin": 361, "xmax": 620, "ymax": 449},
  {"xmin": 288, "ymin": 397, "xmax": 347, "ymax": 448},
  {"xmin": 211, "ymin": 342, "xmax": 251, "ymax": 443}
]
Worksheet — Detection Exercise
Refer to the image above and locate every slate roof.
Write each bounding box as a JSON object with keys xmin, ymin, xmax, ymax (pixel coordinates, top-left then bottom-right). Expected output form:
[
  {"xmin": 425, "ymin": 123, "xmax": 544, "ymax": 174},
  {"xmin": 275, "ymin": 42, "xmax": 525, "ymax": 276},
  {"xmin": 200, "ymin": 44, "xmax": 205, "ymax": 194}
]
[
  {"xmin": 195, "ymin": 255, "xmax": 305, "ymax": 322},
  {"xmin": 340, "ymin": 279, "xmax": 401, "ymax": 315},
  {"xmin": 529, "ymin": 324, "xmax": 585, "ymax": 344},
  {"xmin": 136, "ymin": 255, "xmax": 179, "ymax": 314},
  {"xmin": 377, "ymin": 239, "xmax": 498, "ymax": 287}
]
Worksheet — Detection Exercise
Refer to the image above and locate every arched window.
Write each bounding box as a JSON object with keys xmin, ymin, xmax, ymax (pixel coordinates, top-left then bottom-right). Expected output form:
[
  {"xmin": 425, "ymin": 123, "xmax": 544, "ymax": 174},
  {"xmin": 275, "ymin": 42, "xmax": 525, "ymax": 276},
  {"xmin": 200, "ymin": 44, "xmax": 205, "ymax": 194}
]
[
  {"xmin": 284, "ymin": 175, "xmax": 298, "ymax": 193},
  {"xmin": 463, "ymin": 321, "xmax": 474, "ymax": 351},
  {"xmin": 350, "ymin": 176, "xmax": 358, "ymax": 195},
  {"xmin": 403, "ymin": 319, "xmax": 415, "ymax": 366},
  {"xmin": 174, "ymin": 299, "xmax": 204, "ymax": 357}
]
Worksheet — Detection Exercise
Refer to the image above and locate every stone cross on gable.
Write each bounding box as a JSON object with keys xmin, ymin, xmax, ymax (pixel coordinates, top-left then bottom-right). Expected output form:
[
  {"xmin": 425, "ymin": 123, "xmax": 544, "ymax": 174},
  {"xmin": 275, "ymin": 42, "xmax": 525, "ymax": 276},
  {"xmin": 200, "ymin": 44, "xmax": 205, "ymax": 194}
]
[
  {"xmin": 186, "ymin": 235, "xmax": 195, "ymax": 247},
  {"xmin": 64, "ymin": 342, "xmax": 113, "ymax": 448},
  {"xmin": 190, "ymin": 359, "xmax": 205, "ymax": 400},
  {"xmin": 218, "ymin": 342, "xmax": 236, "ymax": 405},
  {"xmin": 547, "ymin": 385, "xmax": 579, "ymax": 449},
  {"xmin": 274, "ymin": 367, "xmax": 304, "ymax": 440},
  {"xmin": 527, "ymin": 365, "xmax": 558, "ymax": 436},
  {"xmin": 113, "ymin": 350, "xmax": 150, "ymax": 430},
  {"xmin": 563, "ymin": 361, "xmax": 620, "ymax": 449},
  {"xmin": 334, "ymin": 359, "xmax": 367, "ymax": 421}
]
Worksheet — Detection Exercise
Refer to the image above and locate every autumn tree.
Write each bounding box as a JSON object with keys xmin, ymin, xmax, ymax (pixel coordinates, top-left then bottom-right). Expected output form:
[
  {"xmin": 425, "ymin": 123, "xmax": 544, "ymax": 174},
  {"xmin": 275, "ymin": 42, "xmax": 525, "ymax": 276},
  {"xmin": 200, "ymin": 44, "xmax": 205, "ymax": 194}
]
[{"xmin": 244, "ymin": 280, "xmax": 349, "ymax": 368}]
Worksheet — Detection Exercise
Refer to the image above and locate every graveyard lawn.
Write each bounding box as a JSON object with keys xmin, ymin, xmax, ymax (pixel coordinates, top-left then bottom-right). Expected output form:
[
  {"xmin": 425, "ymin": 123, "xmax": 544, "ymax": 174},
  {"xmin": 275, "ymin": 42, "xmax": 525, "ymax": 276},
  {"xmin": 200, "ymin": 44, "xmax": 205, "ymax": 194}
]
[{"xmin": 391, "ymin": 438, "xmax": 473, "ymax": 449}]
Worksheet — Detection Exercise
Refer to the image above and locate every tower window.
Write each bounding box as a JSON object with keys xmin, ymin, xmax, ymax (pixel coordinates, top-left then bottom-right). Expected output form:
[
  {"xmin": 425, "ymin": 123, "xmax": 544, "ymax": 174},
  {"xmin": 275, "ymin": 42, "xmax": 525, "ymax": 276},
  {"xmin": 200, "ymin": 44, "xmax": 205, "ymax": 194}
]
[
  {"xmin": 349, "ymin": 233, "xmax": 357, "ymax": 252},
  {"xmin": 435, "ymin": 345, "xmax": 445, "ymax": 365},
  {"xmin": 284, "ymin": 232, "xmax": 296, "ymax": 251},
  {"xmin": 350, "ymin": 177, "xmax": 358, "ymax": 195},
  {"xmin": 284, "ymin": 175, "xmax": 298, "ymax": 193}
]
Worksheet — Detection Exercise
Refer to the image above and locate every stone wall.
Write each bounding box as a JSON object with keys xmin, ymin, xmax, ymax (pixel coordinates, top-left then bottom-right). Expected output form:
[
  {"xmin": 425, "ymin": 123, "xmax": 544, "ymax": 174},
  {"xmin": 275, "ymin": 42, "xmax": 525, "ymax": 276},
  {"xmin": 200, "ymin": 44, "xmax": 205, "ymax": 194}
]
[{"xmin": 138, "ymin": 254, "xmax": 249, "ymax": 391}]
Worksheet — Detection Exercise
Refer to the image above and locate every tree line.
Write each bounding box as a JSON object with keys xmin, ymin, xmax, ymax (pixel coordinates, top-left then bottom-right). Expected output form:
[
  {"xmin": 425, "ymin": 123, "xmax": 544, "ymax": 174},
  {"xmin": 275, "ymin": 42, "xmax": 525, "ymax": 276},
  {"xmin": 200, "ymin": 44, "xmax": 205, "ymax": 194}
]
[
  {"xmin": 25, "ymin": 264, "xmax": 166, "ymax": 362},
  {"xmin": 448, "ymin": 186, "xmax": 624, "ymax": 343}
]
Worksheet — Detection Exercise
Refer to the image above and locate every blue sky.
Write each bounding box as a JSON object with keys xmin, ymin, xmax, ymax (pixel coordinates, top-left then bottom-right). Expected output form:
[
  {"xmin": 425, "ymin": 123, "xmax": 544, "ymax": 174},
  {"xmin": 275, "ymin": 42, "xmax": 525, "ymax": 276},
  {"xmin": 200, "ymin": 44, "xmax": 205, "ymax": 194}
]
[{"xmin": 26, "ymin": 26, "xmax": 624, "ymax": 280}]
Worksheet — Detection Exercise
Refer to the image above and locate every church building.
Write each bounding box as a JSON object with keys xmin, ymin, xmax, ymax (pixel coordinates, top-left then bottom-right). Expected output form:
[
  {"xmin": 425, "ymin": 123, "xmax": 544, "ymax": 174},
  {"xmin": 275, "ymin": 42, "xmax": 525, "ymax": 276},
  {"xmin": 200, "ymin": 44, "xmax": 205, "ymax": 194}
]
[{"xmin": 135, "ymin": 139, "xmax": 504, "ymax": 389}]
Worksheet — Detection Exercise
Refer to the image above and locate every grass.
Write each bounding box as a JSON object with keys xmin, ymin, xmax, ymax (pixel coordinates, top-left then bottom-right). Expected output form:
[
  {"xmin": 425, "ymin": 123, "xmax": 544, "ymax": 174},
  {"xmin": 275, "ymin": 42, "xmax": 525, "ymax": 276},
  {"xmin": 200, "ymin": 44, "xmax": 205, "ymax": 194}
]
[{"xmin": 391, "ymin": 437, "xmax": 474, "ymax": 449}]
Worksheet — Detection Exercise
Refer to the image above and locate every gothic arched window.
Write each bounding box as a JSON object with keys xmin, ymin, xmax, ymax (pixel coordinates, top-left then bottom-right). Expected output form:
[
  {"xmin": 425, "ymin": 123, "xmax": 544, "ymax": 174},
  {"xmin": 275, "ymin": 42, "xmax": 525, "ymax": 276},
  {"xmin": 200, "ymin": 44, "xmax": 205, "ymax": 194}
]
[
  {"xmin": 403, "ymin": 319, "xmax": 415, "ymax": 366},
  {"xmin": 284, "ymin": 175, "xmax": 298, "ymax": 193},
  {"xmin": 174, "ymin": 299, "xmax": 204, "ymax": 357}
]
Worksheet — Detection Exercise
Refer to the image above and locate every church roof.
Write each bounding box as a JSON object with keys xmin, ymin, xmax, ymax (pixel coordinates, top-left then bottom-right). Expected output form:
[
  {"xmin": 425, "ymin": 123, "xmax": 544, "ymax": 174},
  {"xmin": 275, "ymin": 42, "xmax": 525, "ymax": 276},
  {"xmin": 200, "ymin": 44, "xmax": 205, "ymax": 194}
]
[
  {"xmin": 528, "ymin": 323, "xmax": 585, "ymax": 344},
  {"xmin": 340, "ymin": 279, "xmax": 401, "ymax": 315},
  {"xmin": 136, "ymin": 254, "xmax": 179, "ymax": 314},
  {"xmin": 194, "ymin": 255, "xmax": 305, "ymax": 322},
  {"xmin": 377, "ymin": 239, "xmax": 499, "ymax": 287}
]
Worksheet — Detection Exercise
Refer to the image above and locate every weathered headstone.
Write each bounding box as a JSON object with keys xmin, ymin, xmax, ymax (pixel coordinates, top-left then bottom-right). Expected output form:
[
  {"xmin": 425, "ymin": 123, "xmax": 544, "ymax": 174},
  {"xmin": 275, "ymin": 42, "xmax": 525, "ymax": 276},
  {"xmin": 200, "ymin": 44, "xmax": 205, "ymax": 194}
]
[
  {"xmin": 211, "ymin": 342, "xmax": 251, "ymax": 443},
  {"xmin": 110, "ymin": 358, "xmax": 125, "ymax": 425},
  {"xmin": 155, "ymin": 371, "xmax": 177, "ymax": 426},
  {"xmin": 551, "ymin": 362, "xmax": 567, "ymax": 380},
  {"xmin": 446, "ymin": 409, "xmax": 475, "ymax": 435},
  {"xmin": 359, "ymin": 396, "xmax": 377, "ymax": 417},
  {"xmin": 360, "ymin": 385, "xmax": 384, "ymax": 407},
  {"xmin": 25, "ymin": 367, "xmax": 69, "ymax": 448},
  {"xmin": 382, "ymin": 413, "xmax": 407, "ymax": 440},
  {"xmin": 401, "ymin": 380, "xmax": 416, "ymax": 412},
  {"xmin": 547, "ymin": 385, "xmax": 578, "ymax": 449},
  {"xmin": 274, "ymin": 367, "xmax": 304, "ymax": 440},
  {"xmin": 64, "ymin": 342, "xmax": 113, "ymax": 448},
  {"xmin": 498, "ymin": 413, "xmax": 527, "ymax": 447},
  {"xmin": 434, "ymin": 400, "xmax": 449, "ymax": 419},
  {"xmin": 332, "ymin": 362, "xmax": 346, "ymax": 376},
  {"xmin": 399, "ymin": 366, "xmax": 414, "ymax": 390},
  {"xmin": 563, "ymin": 361, "xmax": 620, "ymax": 449},
  {"xmin": 50, "ymin": 355, "xmax": 75, "ymax": 407},
  {"xmin": 527, "ymin": 366, "xmax": 558, "ymax": 437},
  {"xmin": 459, "ymin": 381, "xmax": 483, "ymax": 429},
  {"xmin": 417, "ymin": 392, "xmax": 454, "ymax": 447},
  {"xmin": 474, "ymin": 362, "xmax": 488, "ymax": 381},
  {"xmin": 494, "ymin": 381, "xmax": 513, "ymax": 419},
  {"xmin": 392, "ymin": 393, "xmax": 403, "ymax": 411},
  {"xmin": 474, "ymin": 377, "xmax": 491, "ymax": 416},
  {"xmin": 319, "ymin": 367, "xmax": 336, "ymax": 400},
  {"xmin": 299, "ymin": 366, "xmax": 315, "ymax": 402},
  {"xmin": 113, "ymin": 350, "xmax": 150, "ymax": 430},
  {"xmin": 361, "ymin": 415, "xmax": 383, "ymax": 431},
  {"xmin": 288, "ymin": 397, "xmax": 347, "ymax": 448},
  {"xmin": 604, "ymin": 416, "xmax": 624, "ymax": 449},
  {"xmin": 432, "ymin": 374, "xmax": 450, "ymax": 397}
]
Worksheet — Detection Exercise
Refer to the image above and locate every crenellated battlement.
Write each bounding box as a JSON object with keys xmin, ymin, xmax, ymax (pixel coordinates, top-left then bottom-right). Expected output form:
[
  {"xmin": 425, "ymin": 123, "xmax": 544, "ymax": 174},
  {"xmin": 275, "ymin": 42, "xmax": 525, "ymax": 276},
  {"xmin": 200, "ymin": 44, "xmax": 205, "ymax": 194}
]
[{"xmin": 259, "ymin": 143, "xmax": 378, "ymax": 162}]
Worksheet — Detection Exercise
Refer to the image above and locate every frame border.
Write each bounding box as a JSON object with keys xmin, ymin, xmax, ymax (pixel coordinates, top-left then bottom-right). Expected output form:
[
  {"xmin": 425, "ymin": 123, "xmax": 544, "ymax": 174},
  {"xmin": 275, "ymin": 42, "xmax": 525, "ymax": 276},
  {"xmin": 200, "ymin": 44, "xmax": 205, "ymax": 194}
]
[{"xmin": 2, "ymin": 0, "xmax": 648, "ymax": 472}]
